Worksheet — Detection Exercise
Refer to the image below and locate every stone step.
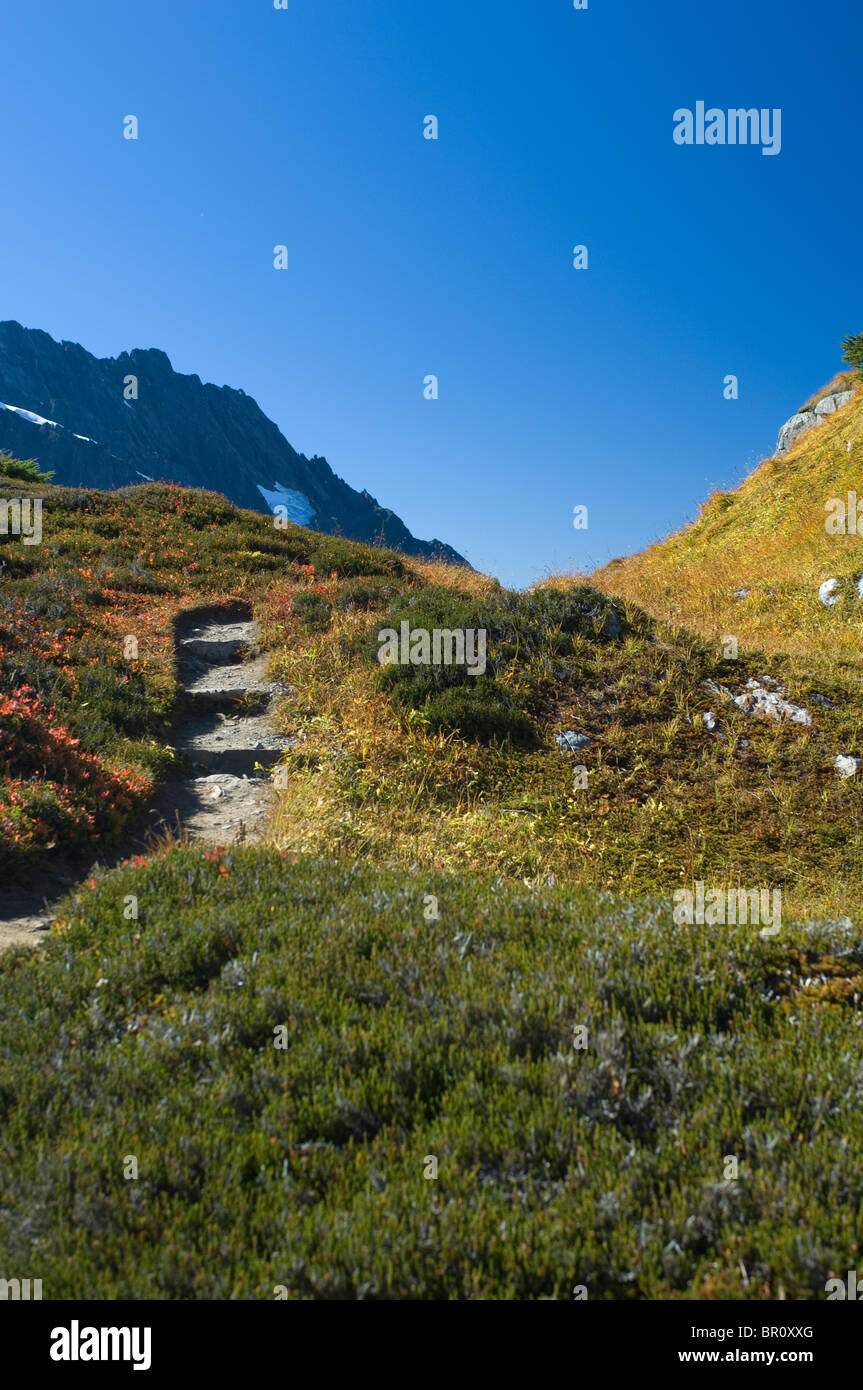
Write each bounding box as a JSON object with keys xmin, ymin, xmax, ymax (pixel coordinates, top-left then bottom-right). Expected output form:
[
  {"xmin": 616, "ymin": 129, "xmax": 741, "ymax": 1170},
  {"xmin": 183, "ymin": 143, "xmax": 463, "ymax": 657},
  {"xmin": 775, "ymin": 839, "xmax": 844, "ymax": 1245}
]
[
  {"xmin": 178, "ymin": 686, "xmax": 276, "ymax": 713},
  {"xmin": 185, "ymin": 747, "xmax": 285, "ymax": 777}
]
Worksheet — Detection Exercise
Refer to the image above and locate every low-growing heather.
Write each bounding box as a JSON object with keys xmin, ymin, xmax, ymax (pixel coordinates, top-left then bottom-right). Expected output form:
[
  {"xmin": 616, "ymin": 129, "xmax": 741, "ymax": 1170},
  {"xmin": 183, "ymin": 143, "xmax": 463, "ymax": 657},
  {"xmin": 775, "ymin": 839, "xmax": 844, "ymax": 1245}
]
[
  {"xmin": 0, "ymin": 848, "xmax": 860, "ymax": 1299},
  {"xmin": 292, "ymin": 590, "xmax": 334, "ymax": 632},
  {"xmin": 0, "ymin": 686, "xmax": 149, "ymax": 874},
  {"xmin": 369, "ymin": 583, "xmax": 625, "ymax": 744}
]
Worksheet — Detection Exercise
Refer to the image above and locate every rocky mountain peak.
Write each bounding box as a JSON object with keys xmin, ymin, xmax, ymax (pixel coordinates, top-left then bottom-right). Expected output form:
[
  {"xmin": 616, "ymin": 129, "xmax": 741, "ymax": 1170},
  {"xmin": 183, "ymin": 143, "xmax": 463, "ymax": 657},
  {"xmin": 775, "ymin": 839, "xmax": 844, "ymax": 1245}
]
[{"xmin": 0, "ymin": 321, "xmax": 467, "ymax": 566}]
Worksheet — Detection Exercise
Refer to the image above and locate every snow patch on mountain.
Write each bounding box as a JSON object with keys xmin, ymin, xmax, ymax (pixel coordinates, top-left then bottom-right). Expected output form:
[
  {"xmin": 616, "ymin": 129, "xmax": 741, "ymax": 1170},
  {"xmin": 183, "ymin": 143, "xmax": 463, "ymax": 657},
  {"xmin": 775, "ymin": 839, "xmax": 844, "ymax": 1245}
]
[
  {"xmin": 0, "ymin": 401, "xmax": 63, "ymax": 429},
  {"xmin": 0, "ymin": 400, "xmax": 98, "ymax": 443},
  {"xmin": 256, "ymin": 482, "xmax": 316, "ymax": 527}
]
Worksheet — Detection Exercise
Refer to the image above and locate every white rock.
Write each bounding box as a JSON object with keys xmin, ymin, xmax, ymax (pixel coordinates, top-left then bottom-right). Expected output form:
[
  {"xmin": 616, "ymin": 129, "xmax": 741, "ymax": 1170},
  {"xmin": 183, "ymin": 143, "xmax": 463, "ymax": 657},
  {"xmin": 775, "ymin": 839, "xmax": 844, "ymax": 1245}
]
[
  {"xmin": 819, "ymin": 578, "xmax": 840, "ymax": 606},
  {"xmin": 732, "ymin": 681, "xmax": 811, "ymax": 725},
  {"xmin": 835, "ymin": 755, "xmax": 863, "ymax": 779},
  {"xmin": 554, "ymin": 730, "xmax": 592, "ymax": 752},
  {"xmin": 776, "ymin": 411, "xmax": 818, "ymax": 455},
  {"xmin": 815, "ymin": 389, "xmax": 851, "ymax": 416}
]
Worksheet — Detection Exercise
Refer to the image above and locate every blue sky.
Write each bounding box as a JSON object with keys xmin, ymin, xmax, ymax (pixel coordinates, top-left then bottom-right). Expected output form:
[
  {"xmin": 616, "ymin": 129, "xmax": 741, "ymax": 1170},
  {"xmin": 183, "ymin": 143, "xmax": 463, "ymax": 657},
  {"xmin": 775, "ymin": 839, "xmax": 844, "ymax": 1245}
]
[{"xmin": 3, "ymin": 0, "xmax": 862, "ymax": 587}]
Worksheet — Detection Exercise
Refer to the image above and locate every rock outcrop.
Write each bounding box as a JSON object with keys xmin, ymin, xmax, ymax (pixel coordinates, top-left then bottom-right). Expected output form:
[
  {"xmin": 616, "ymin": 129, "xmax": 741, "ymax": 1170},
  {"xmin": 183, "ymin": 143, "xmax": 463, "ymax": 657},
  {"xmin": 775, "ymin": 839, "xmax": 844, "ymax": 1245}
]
[
  {"xmin": 702, "ymin": 675, "xmax": 812, "ymax": 726},
  {"xmin": 0, "ymin": 320, "xmax": 468, "ymax": 565},
  {"xmin": 776, "ymin": 388, "xmax": 854, "ymax": 455}
]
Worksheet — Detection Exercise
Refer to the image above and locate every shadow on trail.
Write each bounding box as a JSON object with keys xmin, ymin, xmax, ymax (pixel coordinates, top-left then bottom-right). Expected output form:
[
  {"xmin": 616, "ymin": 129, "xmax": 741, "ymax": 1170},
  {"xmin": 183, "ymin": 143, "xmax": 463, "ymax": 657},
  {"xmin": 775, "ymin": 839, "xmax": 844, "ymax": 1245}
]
[{"xmin": 0, "ymin": 602, "xmax": 292, "ymax": 950}]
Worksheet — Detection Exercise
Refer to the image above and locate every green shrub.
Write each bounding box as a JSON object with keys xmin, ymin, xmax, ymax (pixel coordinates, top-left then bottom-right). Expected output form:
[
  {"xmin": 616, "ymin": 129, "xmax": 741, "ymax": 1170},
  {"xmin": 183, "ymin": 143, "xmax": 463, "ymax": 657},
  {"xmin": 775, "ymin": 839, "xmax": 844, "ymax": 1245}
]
[
  {"xmin": 313, "ymin": 538, "xmax": 406, "ymax": 579},
  {"xmin": 422, "ymin": 681, "xmax": 535, "ymax": 743},
  {"xmin": 1, "ymin": 848, "xmax": 861, "ymax": 1300},
  {"xmin": 369, "ymin": 583, "xmax": 625, "ymax": 744},
  {"xmin": 292, "ymin": 591, "xmax": 333, "ymax": 631},
  {"xmin": 335, "ymin": 580, "xmax": 400, "ymax": 612},
  {"xmin": 0, "ymin": 453, "xmax": 54, "ymax": 483},
  {"xmin": 841, "ymin": 331, "xmax": 863, "ymax": 380}
]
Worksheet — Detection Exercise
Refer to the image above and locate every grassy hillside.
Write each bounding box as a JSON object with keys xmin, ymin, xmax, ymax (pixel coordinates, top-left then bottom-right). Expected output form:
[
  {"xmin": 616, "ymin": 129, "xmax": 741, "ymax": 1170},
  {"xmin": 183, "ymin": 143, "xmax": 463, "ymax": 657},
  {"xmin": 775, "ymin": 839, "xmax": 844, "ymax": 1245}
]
[
  {"xmin": 4, "ymin": 458, "xmax": 863, "ymax": 910},
  {"xmin": 589, "ymin": 373, "xmax": 863, "ymax": 660},
  {"xmin": 2, "ymin": 452, "xmax": 863, "ymax": 1299},
  {"xmin": 0, "ymin": 464, "xmax": 407, "ymax": 876},
  {"xmin": 262, "ymin": 557, "xmax": 863, "ymax": 920}
]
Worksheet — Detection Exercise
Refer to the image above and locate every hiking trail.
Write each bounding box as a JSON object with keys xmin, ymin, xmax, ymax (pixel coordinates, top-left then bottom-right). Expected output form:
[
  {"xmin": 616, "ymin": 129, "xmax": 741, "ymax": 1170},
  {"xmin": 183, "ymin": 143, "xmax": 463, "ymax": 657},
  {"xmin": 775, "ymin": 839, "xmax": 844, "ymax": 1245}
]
[{"xmin": 0, "ymin": 602, "xmax": 290, "ymax": 951}]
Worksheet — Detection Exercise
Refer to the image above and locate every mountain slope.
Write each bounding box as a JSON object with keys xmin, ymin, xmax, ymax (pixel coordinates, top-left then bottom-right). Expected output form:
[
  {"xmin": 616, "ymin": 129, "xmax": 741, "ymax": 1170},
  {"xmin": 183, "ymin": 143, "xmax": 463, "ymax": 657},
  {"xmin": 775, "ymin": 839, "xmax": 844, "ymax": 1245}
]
[
  {"xmin": 2, "ymin": 463, "xmax": 863, "ymax": 1300},
  {"xmin": 5, "ymin": 455, "xmax": 863, "ymax": 916},
  {"xmin": 0, "ymin": 319, "xmax": 466, "ymax": 565},
  {"xmin": 588, "ymin": 372, "xmax": 863, "ymax": 661}
]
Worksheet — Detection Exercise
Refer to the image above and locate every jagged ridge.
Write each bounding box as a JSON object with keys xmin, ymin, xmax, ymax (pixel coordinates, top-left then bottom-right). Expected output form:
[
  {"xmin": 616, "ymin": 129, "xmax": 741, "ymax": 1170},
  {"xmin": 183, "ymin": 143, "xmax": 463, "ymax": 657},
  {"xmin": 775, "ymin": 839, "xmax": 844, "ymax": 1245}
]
[{"xmin": 0, "ymin": 320, "xmax": 467, "ymax": 565}]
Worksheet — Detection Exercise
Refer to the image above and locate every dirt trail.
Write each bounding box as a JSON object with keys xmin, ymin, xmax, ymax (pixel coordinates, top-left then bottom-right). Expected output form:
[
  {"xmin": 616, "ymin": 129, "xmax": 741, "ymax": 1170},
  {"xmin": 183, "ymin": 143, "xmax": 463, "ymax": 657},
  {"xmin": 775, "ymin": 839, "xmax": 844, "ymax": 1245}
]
[{"xmin": 0, "ymin": 602, "xmax": 290, "ymax": 951}]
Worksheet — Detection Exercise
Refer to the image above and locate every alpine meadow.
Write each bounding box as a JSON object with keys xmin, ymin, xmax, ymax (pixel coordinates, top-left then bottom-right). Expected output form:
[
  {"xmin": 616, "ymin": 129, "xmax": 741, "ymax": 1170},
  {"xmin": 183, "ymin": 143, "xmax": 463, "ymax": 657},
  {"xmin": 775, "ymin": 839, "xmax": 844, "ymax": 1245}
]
[{"xmin": 1, "ymin": 0, "xmax": 863, "ymax": 1351}]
